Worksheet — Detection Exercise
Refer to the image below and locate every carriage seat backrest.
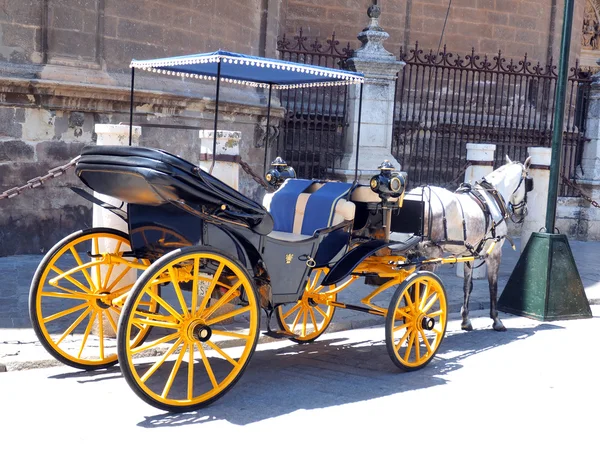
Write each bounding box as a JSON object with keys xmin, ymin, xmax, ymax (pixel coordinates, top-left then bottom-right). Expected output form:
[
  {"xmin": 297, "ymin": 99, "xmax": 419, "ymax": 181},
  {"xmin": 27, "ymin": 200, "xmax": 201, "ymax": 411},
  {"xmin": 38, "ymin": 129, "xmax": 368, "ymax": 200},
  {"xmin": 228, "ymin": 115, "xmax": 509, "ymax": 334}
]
[{"xmin": 263, "ymin": 179, "xmax": 355, "ymax": 237}]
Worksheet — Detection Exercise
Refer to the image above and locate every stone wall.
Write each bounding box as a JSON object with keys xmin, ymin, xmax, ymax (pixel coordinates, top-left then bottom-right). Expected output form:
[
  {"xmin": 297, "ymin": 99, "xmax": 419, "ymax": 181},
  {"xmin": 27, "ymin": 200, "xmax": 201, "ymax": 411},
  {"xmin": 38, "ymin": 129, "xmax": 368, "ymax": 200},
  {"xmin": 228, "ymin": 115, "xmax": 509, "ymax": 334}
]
[
  {"xmin": 285, "ymin": 0, "xmax": 587, "ymax": 62},
  {"xmin": 0, "ymin": 0, "xmax": 284, "ymax": 256}
]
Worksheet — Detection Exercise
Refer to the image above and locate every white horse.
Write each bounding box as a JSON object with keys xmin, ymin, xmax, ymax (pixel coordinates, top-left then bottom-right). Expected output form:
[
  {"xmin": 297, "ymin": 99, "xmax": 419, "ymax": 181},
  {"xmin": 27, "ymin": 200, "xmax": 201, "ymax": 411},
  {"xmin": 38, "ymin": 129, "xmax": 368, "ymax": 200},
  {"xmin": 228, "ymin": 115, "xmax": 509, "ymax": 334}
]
[{"xmin": 408, "ymin": 156, "xmax": 532, "ymax": 332}]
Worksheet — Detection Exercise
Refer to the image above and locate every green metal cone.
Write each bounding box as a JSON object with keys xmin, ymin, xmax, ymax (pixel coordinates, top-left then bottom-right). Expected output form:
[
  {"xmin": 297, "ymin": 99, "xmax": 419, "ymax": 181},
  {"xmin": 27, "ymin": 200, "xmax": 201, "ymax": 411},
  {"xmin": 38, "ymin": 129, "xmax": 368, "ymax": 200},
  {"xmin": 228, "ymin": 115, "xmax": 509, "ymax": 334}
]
[{"xmin": 498, "ymin": 232, "xmax": 592, "ymax": 321}]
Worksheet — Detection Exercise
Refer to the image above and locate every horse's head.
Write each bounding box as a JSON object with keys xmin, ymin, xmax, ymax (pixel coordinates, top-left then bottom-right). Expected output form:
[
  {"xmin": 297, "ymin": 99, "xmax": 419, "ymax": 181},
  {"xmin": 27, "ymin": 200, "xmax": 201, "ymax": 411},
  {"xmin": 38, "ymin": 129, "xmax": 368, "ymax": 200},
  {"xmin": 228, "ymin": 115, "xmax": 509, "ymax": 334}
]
[{"xmin": 504, "ymin": 155, "xmax": 533, "ymax": 223}]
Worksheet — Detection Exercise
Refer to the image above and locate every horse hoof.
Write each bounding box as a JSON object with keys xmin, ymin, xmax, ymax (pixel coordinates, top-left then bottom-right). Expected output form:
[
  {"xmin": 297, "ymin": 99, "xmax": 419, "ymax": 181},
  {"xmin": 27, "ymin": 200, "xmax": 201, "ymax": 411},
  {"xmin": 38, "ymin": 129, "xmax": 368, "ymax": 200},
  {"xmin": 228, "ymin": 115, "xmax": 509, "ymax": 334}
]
[
  {"xmin": 461, "ymin": 322, "xmax": 473, "ymax": 331},
  {"xmin": 493, "ymin": 322, "xmax": 506, "ymax": 332}
]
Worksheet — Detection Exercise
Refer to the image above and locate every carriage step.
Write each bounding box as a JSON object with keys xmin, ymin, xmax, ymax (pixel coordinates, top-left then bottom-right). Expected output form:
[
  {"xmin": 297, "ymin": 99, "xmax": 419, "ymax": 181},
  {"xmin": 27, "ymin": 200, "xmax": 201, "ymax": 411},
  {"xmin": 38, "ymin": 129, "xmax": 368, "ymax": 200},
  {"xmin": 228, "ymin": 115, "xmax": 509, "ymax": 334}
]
[{"xmin": 263, "ymin": 330, "xmax": 297, "ymax": 339}]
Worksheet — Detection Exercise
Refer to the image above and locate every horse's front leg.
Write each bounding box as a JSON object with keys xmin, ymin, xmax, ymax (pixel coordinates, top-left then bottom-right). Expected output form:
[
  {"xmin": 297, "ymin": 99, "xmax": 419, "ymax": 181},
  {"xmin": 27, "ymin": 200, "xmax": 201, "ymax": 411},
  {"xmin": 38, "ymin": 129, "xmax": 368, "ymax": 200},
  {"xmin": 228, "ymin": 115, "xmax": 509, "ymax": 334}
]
[
  {"xmin": 461, "ymin": 262, "xmax": 474, "ymax": 331},
  {"xmin": 486, "ymin": 248, "xmax": 506, "ymax": 331}
]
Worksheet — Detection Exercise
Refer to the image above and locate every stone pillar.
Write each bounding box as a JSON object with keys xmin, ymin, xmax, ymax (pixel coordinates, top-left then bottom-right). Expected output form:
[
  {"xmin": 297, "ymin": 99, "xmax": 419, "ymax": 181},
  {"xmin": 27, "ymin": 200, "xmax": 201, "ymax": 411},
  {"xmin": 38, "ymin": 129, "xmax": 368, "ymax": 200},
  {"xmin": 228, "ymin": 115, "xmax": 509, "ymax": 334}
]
[
  {"xmin": 521, "ymin": 147, "xmax": 551, "ymax": 250},
  {"xmin": 577, "ymin": 72, "xmax": 600, "ymax": 239},
  {"xmin": 334, "ymin": 4, "xmax": 405, "ymax": 183},
  {"xmin": 198, "ymin": 130, "xmax": 241, "ymax": 190},
  {"xmin": 456, "ymin": 143, "xmax": 496, "ymax": 279},
  {"xmin": 92, "ymin": 124, "xmax": 140, "ymax": 338}
]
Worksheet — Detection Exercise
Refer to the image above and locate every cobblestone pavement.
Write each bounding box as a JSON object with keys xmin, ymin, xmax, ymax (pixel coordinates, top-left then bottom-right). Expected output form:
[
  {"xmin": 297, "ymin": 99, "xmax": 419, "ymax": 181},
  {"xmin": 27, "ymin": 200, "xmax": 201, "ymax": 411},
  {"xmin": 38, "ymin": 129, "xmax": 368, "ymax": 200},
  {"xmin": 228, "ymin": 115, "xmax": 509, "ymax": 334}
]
[{"xmin": 1, "ymin": 237, "xmax": 599, "ymax": 370}]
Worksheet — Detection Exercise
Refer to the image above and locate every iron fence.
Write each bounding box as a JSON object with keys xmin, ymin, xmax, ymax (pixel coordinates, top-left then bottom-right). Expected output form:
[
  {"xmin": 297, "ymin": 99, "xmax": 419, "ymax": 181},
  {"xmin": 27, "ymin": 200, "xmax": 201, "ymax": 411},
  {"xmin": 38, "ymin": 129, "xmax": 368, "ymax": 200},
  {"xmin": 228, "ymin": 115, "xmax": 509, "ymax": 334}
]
[
  {"xmin": 276, "ymin": 29, "xmax": 354, "ymax": 179},
  {"xmin": 393, "ymin": 43, "xmax": 592, "ymax": 195}
]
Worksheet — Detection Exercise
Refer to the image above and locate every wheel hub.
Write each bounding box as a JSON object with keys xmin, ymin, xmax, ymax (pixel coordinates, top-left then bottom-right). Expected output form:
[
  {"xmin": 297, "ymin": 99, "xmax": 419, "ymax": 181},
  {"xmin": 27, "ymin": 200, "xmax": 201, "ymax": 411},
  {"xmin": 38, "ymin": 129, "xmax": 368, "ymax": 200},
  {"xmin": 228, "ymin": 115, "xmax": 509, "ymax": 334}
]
[
  {"xmin": 421, "ymin": 316, "xmax": 435, "ymax": 331},
  {"xmin": 95, "ymin": 292, "xmax": 112, "ymax": 310},
  {"xmin": 190, "ymin": 323, "xmax": 212, "ymax": 342}
]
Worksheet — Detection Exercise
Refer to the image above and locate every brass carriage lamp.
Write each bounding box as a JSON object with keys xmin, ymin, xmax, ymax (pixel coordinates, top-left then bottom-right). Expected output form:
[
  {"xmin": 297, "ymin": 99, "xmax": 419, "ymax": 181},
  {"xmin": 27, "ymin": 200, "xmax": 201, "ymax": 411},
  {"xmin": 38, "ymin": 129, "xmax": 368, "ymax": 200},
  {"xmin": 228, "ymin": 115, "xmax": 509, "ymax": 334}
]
[
  {"xmin": 369, "ymin": 160, "xmax": 407, "ymax": 202},
  {"xmin": 265, "ymin": 156, "xmax": 296, "ymax": 188}
]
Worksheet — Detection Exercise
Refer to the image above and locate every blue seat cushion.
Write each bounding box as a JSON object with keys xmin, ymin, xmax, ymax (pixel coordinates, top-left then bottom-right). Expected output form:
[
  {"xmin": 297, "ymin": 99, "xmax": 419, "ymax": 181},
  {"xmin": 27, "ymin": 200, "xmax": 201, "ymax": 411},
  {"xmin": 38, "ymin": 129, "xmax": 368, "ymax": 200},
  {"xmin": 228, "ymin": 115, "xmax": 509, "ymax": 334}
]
[
  {"xmin": 269, "ymin": 179, "xmax": 315, "ymax": 233},
  {"xmin": 301, "ymin": 182, "xmax": 353, "ymax": 235}
]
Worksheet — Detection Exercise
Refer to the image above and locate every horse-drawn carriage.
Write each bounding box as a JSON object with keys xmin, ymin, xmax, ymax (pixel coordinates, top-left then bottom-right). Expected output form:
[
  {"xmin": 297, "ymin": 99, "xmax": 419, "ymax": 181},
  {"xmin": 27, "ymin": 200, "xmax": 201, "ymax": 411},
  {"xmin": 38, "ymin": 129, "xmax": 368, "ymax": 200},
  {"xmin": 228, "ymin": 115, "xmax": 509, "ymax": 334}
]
[{"xmin": 28, "ymin": 51, "xmax": 532, "ymax": 412}]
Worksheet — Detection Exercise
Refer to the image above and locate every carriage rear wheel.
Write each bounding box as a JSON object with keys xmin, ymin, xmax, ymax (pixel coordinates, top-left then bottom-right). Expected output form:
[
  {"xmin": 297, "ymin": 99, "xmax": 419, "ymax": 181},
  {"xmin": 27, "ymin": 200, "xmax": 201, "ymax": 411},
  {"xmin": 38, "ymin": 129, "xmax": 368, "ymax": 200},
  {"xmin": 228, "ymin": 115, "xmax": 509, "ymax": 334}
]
[
  {"xmin": 275, "ymin": 267, "xmax": 336, "ymax": 343},
  {"xmin": 29, "ymin": 228, "xmax": 155, "ymax": 370},
  {"xmin": 117, "ymin": 246, "xmax": 260, "ymax": 412},
  {"xmin": 385, "ymin": 271, "xmax": 447, "ymax": 371}
]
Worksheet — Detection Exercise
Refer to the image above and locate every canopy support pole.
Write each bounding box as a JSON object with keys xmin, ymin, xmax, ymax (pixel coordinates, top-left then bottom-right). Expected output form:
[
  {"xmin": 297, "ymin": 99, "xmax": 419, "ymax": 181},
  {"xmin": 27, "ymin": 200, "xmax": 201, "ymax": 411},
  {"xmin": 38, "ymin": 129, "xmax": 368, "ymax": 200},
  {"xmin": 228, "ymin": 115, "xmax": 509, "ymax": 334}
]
[
  {"xmin": 354, "ymin": 82, "xmax": 364, "ymax": 184},
  {"xmin": 129, "ymin": 67, "xmax": 135, "ymax": 146},
  {"xmin": 209, "ymin": 59, "xmax": 222, "ymax": 175},
  {"xmin": 263, "ymin": 83, "xmax": 273, "ymax": 173}
]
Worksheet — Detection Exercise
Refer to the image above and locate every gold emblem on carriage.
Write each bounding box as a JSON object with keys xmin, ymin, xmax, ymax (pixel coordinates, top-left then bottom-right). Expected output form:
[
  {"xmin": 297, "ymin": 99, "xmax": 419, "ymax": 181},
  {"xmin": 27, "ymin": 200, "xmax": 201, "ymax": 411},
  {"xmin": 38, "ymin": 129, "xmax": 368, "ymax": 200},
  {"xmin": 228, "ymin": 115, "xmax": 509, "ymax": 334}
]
[{"xmin": 285, "ymin": 253, "xmax": 294, "ymax": 264}]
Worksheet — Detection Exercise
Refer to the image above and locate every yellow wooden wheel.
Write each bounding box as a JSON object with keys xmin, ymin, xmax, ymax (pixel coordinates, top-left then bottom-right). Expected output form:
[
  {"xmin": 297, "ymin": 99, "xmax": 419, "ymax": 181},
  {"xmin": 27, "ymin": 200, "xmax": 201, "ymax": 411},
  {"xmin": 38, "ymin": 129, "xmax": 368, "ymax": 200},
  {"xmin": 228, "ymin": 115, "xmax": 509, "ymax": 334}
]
[
  {"xmin": 275, "ymin": 267, "xmax": 336, "ymax": 343},
  {"xmin": 385, "ymin": 271, "xmax": 447, "ymax": 371},
  {"xmin": 117, "ymin": 246, "xmax": 260, "ymax": 412},
  {"xmin": 29, "ymin": 228, "xmax": 154, "ymax": 370}
]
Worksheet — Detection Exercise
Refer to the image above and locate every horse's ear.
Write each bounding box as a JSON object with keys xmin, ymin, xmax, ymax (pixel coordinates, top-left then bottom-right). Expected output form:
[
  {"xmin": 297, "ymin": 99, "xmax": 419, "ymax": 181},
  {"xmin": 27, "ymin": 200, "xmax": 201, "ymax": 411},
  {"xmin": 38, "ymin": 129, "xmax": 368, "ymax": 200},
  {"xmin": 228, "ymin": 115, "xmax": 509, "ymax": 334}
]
[
  {"xmin": 505, "ymin": 155, "xmax": 512, "ymax": 164},
  {"xmin": 524, "ymin": 156, "xmax": 532, "ymax": 169}
]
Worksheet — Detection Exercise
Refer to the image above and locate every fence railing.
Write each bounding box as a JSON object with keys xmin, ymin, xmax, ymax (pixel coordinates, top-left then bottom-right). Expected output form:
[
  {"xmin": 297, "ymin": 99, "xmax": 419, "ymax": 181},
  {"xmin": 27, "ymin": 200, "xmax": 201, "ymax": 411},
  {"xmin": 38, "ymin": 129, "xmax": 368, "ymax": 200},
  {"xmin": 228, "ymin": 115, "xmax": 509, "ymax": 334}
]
[
  {"xmin": 276, "ymin": 29, "xmax": 353, "ymax": 179},
  {"xmin": 276, "ymin": 32, "xmax": 592, "ymax": 196},
  {"xmin": 393, "ymin": 43, "xmax": 592, "ymax": 195}
]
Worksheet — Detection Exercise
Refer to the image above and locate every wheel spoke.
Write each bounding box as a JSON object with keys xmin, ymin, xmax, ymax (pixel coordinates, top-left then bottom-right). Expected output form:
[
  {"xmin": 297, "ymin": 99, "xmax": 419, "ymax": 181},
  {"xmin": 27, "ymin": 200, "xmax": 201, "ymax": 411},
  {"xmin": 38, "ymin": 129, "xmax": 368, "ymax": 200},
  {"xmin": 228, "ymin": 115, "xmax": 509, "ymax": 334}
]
[
  {"xmin": 302, "ymin": 307, "xmax": 308, "ymax": 336},
  {"xmin": 168, "ymin": 266, "xmax": 189, "ymax": 318},
  {"xmin": 281, "ymin": 302, "xmax": 301, "ymax": 320},
  {"xmin": 427, "ymin": 309, "xmax": 443, "ymax": 318},
  {"xmin": 211, "ymin": 329, "xmax": 250, "ymax": 340},
  {"xmin": 144, "ymin": 287, "xmax": 184, "ymax": 322},
  {"xmin": 161, "ymin": 341, "xmax": 187, "ymax": 398},
  {"xmin": 50, "ymin": 265, "xmax": 93, "ymax": 294},
  {"xmin": 205, "ymin": 305, "xmax": 250, "ymax": 326},
  {"xmin": 404, "ymin": 330, "xmax": 416, "ymax": 362},
  {"xmin": 196, "ymin": 342, "xmax": 218, "ymax": 389},
  {"xmin": 403, "ymin": 291, "xmax": 414, "ymax": 311},
  {"xmin": 77, "ymin": 310, "xmax": 97, "ymax": 359},
  {"xmin": 105, "ymin": 310, "xmax": 118, "ymax": 335},
  {"xmin": 413, "ymin": 282, "xmax": 420, "ymax": 310},
  {"xmin": 314, "ymin": 305, "xmax": 328, "ymax": 319},
  {"xmin": 414, "ymin": 331, "xmax": 420, "ymax": 361},
  {"xmin": 132, "ymin": 331, "xmax": 180, "ymax": 356},
  {"xmin": 98, "ymin": 311, "xmax": 105, "ymax": 360},
  {"xmin": 419, "ymin": 329, "xmax": 433, "ymax": 354},
  {"xmin": 394, "ymin": 328, "xmax": 410, "ymax": 352},
  {"xmin": 187, "ymin": 343, "xmax": 194, "ymax": 400},
  {"xmin": 140, "ymin": 337, "xmax": 183, "ymax": 382},
  {"xmin": 308, "ymin": 307, "xmax": 318, "ymax": 332},
  {"xmin": 132, "ymin": 317, "xmax": 181, "ymax": 330},
  {"xmin": 290, "ymin": 306, "xmax": 304, "ymax": 332},
  {"xmin": 197, "ymin": 262, "xmax": 225, "ymax": 315},
  {"xmin": 56, "ymin": 306, "xmax": 91, "ymax": 345},
  {"xmin": 69, "ymin": 246, "xmax": 95, "ymax": 291},
  {"xmin": 422, "ymin": 293, "xmax": 439, "ymax": 313},
  {"xmin": 105, "ymin": 266, "xmax": 132, "ymax": 292},
  {"xmin": 93, "ymin": 237, "xmax": 102, "ymax": 289},
  {"xmin": 419, "ymin": 281, "xmax": 430, "ymax": 310},
  {"xmin": 42, "ymin": 302, "xmax": 89, "ymax": 324},
  {"xmin": 203, "ymin": 280, "xmax": 242, "ymax": 320},
  {"xmin": 393, "ymin": 322, "xmax": 409, "ymax": 333},
  {"xmin": 40, "ymin": 291, "xmax": 91, "ymax": 301},
  {"xmin": 206, "ymin": 340, "xmax": 240, "ymax": 368}
]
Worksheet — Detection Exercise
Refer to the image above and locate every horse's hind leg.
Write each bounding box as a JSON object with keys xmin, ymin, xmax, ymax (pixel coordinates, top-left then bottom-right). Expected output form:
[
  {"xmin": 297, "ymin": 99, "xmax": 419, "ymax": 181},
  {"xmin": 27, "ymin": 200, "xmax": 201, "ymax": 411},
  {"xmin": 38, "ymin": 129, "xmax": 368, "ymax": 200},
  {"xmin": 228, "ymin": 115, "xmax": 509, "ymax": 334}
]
[
  {"xmin": 487, "ymin": 248, "xmax": 506, "ymax": 332},
  {"xmin": 461, "ymin": 262, "xmax": 474, "ymax": 331}
]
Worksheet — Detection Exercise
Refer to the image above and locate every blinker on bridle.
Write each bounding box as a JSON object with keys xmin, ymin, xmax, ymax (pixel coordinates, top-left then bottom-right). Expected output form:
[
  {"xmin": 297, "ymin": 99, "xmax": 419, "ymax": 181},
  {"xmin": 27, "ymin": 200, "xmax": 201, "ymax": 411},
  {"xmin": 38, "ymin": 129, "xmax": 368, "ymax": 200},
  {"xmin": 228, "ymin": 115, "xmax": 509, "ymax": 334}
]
[{"xmin": 508, "ymin": 166, "xmax": 533, "ymax": 223}]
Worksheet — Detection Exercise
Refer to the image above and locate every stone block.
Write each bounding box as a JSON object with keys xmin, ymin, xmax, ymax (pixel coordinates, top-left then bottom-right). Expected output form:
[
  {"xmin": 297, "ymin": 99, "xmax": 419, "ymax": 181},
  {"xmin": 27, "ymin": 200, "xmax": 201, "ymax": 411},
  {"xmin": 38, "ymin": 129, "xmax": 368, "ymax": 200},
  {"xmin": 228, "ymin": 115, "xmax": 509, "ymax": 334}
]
[
  {"xmin": 0, "ymin": 108, "xmax": 23, "ymax": 138},
  {"xmin": 48, "ymin": 28, "xmax": 97, "ymax": 59},
  {"xmin": 0, "ymin": 140, "xmax": 34, "ymax": 163},
  {"xmin": 50, "ymin": 6, "xmax": 84, "ymax": 32}
]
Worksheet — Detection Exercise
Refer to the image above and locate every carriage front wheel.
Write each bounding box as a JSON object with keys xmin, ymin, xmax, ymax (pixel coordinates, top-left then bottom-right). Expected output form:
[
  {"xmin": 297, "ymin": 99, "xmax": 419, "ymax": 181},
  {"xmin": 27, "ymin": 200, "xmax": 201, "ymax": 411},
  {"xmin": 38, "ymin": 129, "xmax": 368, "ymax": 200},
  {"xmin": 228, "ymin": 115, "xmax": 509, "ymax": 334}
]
[
  {"xmin": 117, "ymin": 246, "xmax": 260, "ymax": 412},
  {"xmin": 385, "ymin": 271, "xmax": 447, "ymax": 371},
  {"xmin": 275, "ymin": 267, "xmax": 336, "ymax": 343}
]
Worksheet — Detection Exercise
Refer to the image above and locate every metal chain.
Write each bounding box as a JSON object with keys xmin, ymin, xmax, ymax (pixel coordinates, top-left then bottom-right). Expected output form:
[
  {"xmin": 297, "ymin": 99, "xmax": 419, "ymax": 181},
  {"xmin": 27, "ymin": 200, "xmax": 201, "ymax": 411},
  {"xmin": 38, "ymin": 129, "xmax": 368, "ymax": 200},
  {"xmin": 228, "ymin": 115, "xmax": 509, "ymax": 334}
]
[
  {"xmin": 561, "ymin": 175, "xmax": 600, "ymax": 208},
  {"xmin": 0, "ymin": 156, "xmax": 81, "ymax": 200},
  {"xmin": 443, "ymin": 162, "xmax": 472, "ymax": 189},
  {"xmin": 238, "ymin": 159, "xmax": 275, "ymax": 192}
]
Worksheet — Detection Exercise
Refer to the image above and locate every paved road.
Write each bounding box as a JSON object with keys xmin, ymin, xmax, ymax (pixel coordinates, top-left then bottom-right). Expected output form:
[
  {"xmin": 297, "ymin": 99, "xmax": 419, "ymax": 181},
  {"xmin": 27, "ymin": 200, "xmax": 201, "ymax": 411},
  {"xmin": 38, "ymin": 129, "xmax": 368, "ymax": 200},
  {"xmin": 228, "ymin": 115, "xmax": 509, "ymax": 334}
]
[
  {"xmin": 0, "ymin": 307, "xmax": 599, "ymax": 449},
  {"xmin": 2, "ymin": 237, "xmax": 600, "ymax": 370}
]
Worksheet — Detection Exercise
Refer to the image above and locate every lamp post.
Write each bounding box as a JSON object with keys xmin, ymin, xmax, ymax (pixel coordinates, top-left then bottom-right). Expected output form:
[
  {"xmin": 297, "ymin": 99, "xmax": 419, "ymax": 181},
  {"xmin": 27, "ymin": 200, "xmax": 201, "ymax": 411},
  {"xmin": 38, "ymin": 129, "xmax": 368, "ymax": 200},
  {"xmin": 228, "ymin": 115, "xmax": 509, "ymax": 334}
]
[{"xmin": 497, "ymin": 0, "xmax": 592, "ymax": 321}]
